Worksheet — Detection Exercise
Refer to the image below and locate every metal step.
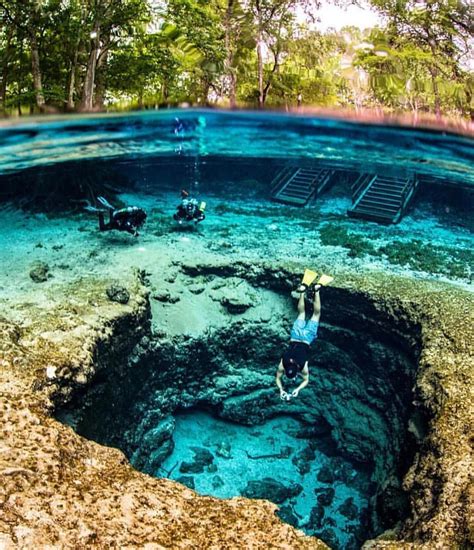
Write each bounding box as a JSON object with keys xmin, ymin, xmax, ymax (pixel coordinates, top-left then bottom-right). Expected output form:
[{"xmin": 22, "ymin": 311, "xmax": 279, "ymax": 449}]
[
  {"xmin": 357, "ymin": 200, "xmax": 400, "ymax": 213},
  {"xmin": 271, "ymin": 167, "xmax": 335, "ymax": 205},
  {"xmin": 364, "ymin": 193, "xmax": 401, "ymax": 205}
]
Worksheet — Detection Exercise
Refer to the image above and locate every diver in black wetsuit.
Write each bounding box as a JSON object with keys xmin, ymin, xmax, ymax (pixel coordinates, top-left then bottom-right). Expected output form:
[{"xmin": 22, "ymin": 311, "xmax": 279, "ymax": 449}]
[
  {"xmin": 173, "ymin": 189, "xmax": 206, "ymax": 224},
  {"xmin": 85, "ymin": 196, "xmax": 147, "ymax": 236}
]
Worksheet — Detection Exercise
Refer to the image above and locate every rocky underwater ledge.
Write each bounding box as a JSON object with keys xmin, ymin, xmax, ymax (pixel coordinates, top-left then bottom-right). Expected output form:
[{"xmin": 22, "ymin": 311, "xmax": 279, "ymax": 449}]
[{"xmin": 0, "ymin": 260, "xmax": 472, "ymax": 549}]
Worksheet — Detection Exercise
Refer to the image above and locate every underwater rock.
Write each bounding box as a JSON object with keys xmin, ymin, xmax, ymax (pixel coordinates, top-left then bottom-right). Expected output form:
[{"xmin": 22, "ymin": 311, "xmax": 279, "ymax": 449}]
[
  {"xmin": 375, "ymin": 476, "xmax": 410, "ymax": 528},
  {"xmin": 216, "ymin": 441, "xmax": 232, "ymax": 459},
  {"xmin": 176, "ymin": 476, "xmax": 195, "ymax": 490},
  {"xmin": 318, "ymin": 527, "xmax": 338, "ymax": 549},
  {"xmin": 106, "ymin": 284, "xmax": 130, "ymax": 304},
  {"xmin": 179, "ymin": 447, "xmax": 214, "ymax": 474},
  {"xmin": 338, "ymin": 497, "xmax": 358, "ymax": 521},
  {"xmin": 317, "ymin": 464, "xmax": 335, "ymax": 484},
  {"xmin": 188, "ymin": 284, "xmax": 205, "ymax": 295},
  {"xmin": 212, "ymin": 475, "xmax": 224, "ymax": 489},
  {"xmin": 242, "ymin": 478, "xmax": 303, "ymax": 504},
  {"xmin": 292, "ymin": 446, "xmax": 316, "ymax": 475},
  {"xmin": 277, "ymin": 505, "xmax": 300, "ymax": 528},
  {"xmin": 315, "ymin": 488, "xmax": 335, "ymax": 507},
  {"xmin": 308, "ymin": 503, "xmax": 325, "ymax": 530},
  {"xmin": 29, "ymin": 261, "xmax": 50, "ymax": 283},
  {"xmin": 132, "ymin": 416, "xmax": 175, "ymax": 473},
  {"xmin": 220, "ymin": 293, "xmax": 255, "ymax": 314},
  {"xmin": 152, "ymin": 290, "xmax": 180, "ymax": 304}
]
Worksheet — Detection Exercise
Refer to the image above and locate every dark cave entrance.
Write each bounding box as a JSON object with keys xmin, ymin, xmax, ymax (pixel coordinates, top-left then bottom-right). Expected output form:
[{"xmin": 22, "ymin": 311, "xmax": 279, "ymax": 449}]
[{"xmin": 56, "ymin": 286, "xmax": 424, "ymax": 550}]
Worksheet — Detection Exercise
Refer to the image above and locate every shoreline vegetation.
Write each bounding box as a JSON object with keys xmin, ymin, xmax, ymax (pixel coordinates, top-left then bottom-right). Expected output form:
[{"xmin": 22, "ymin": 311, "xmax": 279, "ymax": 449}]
[{"xmin": 0, "ymin": 1, "xmax": 472, "ymax": 121}]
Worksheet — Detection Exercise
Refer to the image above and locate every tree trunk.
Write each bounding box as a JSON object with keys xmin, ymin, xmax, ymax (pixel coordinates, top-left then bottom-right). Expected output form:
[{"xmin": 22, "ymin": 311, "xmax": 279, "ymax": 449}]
[
  {"xmin": 67, "ymin": 39, "xmax": 80, "ymax": 110},
  {"xmin": 229, "ymin": 72, "xmax": 237, "ymax": 108},
  {"xmin": 94, "ymin": 47, "xmax": 108, "ymax": 110},
  {"xmin": 428, "ymin": 65, "xmax": 441, "ymax": 119},
  {"xmin": 257, "ymin": 28, "xmax": 264, "ymax": 108},
  {"xmin": 224, "ymin": 0, "xmax": 237, "ymax": 108},
  {"xmin": 81, "ymin": 23, "xmax": 100, "ymax": 111},
  {"xmin": 29, "ymin": 30, "xmax": 45, "ymax": 111},
  {"xmin": 1, "ymin": 28, "xmax": 13, "ymax": 115}
]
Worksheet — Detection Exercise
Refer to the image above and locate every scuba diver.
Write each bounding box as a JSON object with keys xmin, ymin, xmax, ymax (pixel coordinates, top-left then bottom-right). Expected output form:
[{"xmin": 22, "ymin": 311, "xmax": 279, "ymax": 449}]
[
  {"xmin": 173, "ymin": 189, "xmax": 206, "ymax": 224},
  {"xmin": 84, "ymin": 196, "xmax": 147, "ymax": 237},
  {"xmin": 276, "ymin": 270, "xmax": 333, "ymax": 401}
]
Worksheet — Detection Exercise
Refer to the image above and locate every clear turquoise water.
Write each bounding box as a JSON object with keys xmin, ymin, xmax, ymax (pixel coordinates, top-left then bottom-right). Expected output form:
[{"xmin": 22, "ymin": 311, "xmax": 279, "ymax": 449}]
[
  {"xmin": 1, "ymin": 110, "xmax": 473, "ymax": 186},
  {"xmin": 2, "ymin": 110, "xmax": 473, "ymax": 550}
]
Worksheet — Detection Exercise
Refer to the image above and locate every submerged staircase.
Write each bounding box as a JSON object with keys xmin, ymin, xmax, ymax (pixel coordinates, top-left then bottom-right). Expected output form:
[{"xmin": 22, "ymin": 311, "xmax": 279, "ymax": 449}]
[
  {"xmin": 271, "ymin": 167, "xmax": 335, "ymax": 206},
  {"xmin": 348, "ymin": 173, "xmax": 419, "ymax": 224}
]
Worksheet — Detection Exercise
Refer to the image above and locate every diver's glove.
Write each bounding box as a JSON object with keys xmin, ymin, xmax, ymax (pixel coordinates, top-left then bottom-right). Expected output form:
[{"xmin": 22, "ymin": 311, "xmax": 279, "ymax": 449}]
[
  {"xmin": 291, "ymin": 389, "xmax": 299, "ymax": 398},
  {"xmin": 280, "ymin": 390, "xmax": 291, "ymax": 401}
]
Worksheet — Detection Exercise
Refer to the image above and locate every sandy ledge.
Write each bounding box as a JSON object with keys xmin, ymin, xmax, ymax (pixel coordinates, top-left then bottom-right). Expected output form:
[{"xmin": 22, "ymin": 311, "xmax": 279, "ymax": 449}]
[{"xmin": 0, "ymin": 254, "xmax": 472, "ymax": 549}]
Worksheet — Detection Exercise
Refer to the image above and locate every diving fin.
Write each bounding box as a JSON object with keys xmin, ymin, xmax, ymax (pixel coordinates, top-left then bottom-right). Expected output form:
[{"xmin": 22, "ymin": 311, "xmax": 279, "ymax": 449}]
[
  {"xmin": 97, "ymin": 196, "xmax": 115, "ymax": 210},
  {"xmin": 199, "ymin": 201, "xmax": 206, "ymax": 212},
  {"xmin": 84, "ymin": 205, "xmax": 107, "ymax": 213},
  {"xmin": 302, "ymin": 269, "xmax": 318, "ymax": 287},
  {"xmin": 317, "ymin": 274, "xmax": 334, "ymax": 286}
]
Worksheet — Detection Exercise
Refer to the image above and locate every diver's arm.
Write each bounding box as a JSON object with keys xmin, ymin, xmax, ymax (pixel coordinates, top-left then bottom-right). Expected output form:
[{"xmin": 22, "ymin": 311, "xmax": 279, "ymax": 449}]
[
  {"xmin": 292, "ymin": 364, "xmax": 309, "ymax": 396},
  {"xmin": 276, "ymin": 361, "xmax": 285, "ymax": 392},
  {"xmin": 124, "ymin": 222, "xmax": 137, "ymax": 236}
]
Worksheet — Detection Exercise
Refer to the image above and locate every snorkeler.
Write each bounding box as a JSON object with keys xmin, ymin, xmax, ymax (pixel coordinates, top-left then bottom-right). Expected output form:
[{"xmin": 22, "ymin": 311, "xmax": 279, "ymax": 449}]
[
  {"xmin": 173, "ymin": 189, "xmax": 206, "ymax": 224},
  {"xmin": 276, "ymin": 270, "xmax": 333, "ymax": 401},
  {"xmin": 84, "ymin": 196, "xmax": 147, "ymax": 237}
]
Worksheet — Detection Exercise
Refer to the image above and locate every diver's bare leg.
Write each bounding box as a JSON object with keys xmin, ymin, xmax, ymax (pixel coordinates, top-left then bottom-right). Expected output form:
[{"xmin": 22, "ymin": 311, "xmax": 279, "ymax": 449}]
[
  {"xmin": 311, "ymin": 286, "xmax": 321, "ymax": 321},
  {"xmin": 297, "ymin": 291, "xmax": 306, "ymax": 320},
  {"xmin": 98, "ymin": 212, "xmax": 112, "ymax": 231}
]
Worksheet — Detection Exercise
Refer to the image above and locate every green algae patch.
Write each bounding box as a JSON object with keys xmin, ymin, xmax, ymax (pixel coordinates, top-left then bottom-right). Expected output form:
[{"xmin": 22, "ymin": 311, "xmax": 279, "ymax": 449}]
[
  {"xmin": 378, "ymin": 239, "xmax": 473, "ymax": 279},
  {"xmin": 318, "ymin": 224, "xmax": 376, "ymax": 258}
]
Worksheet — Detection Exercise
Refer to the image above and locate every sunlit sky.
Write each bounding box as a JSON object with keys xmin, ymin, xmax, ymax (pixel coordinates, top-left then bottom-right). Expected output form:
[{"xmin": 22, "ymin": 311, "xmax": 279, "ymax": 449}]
[{"xmin": 313, "ymin": 1, "xmax": 383, "ymax": 30}]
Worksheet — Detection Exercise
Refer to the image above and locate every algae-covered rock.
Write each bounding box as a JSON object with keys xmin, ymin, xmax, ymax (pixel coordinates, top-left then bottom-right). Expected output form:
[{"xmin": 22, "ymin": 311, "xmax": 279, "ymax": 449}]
[
  {"xmin": 179, "ymin": 447, "xmax": 214, "ymax": 474},
  {"xmin": 338, "ymin": 497, "xmax": 358, "ymax": 520},
  {"xmin": 277, "ymin": 505, "xmax": 300, "ymax": 528},
  {"xmin": 176, "ymin": 476, "xmax": 195, "ymax": 489},
  {"xmin": 242, "ymin": 478, "xmax": 303, "ymax": 504},
  {"xmin": 106, "ymin": 284, "xmax": 130, "ymax": 304},
  {"xmin": 317, "ymin": 464, "xmax": 335, "ymax": 484},
  {"xmin": 315, "ymin": 488, "xmax": 335, "ymax": 507},
  {"xmin": 29, "ymin": 261, "xmax": 50, "ymax": 282}
]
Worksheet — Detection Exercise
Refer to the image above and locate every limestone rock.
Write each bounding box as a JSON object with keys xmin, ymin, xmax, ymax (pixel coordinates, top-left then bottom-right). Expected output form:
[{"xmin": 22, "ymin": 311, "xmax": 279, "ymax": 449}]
[
  {"xmin": 29, "ymin": 261, "xmax": 50, "ymax": 283},
  {"xmin": 292, "ymin": 446, "xmax": 316, "ymax": 475},
  {"xmin": 338, "ymin": 497, "xmax": 358, "ymax": 521},
  {"xmin": 317, "ymin": 464, "xmax": 335, "ymax": 484},
  {"xmin": 176, "ymin": 476, "xmax": 195, "ymax": 489},
  {"xmin": 179, "ymin": 447, "xmax": 214, "ymax": 474},
  {"xmin": 277, "ymin": 505, "xmax": 300, "ymax": 528},
  {"xmin": 308, "ymin": 503, "xmax": 325, "ymax": 530},
  {"xmin": 242, "ymin": 478, "xmax": 303, "ymax": 504},
  {"xmin": 106, "ymin": 284, "xmax": 130, "ymax": 304},
  {"xmin": 152, "ymin": 290, "xmax": 180, "ymax": 303},
  {"xmin": 315, "ymin": 488, "xmax": 335, "ymax": 507}
]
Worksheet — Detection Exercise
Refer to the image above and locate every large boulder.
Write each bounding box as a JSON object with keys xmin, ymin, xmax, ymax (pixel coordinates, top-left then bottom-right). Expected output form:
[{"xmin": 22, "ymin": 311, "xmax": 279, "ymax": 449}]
[{"xmin": 242, "ymin": 478, "xmax": 303, "ymax": 504}]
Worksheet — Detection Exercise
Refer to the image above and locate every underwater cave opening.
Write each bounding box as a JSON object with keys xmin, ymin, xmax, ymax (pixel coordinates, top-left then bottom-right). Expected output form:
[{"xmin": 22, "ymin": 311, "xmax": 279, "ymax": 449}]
[{"xmin": 56, "ymin": 285, "xmax": 423, "ymax": 550}]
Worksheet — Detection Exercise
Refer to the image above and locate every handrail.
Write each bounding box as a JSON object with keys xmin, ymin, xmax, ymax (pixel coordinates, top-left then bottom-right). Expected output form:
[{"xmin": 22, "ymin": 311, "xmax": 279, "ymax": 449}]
[
  {"xmin": 400, "ymin": 174, "xmax": 419, "ymax": 211},
  {"xmin": 351, "ymin": 173, "xmax": 375, "ymax": 203},
  {"xmin": 270, "ymin": 166, "xmax": 295, "ymax": 194}
]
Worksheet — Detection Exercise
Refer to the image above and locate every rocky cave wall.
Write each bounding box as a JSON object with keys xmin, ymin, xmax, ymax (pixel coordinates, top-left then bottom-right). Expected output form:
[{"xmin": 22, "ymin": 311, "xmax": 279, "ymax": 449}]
[
  {"xmin": 2, "ymin": 260, "xmax": 472, "ymax": 548},
  {"xmin": 60, "ymin": 264, "xmax": 422, "ymax": 540}
]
